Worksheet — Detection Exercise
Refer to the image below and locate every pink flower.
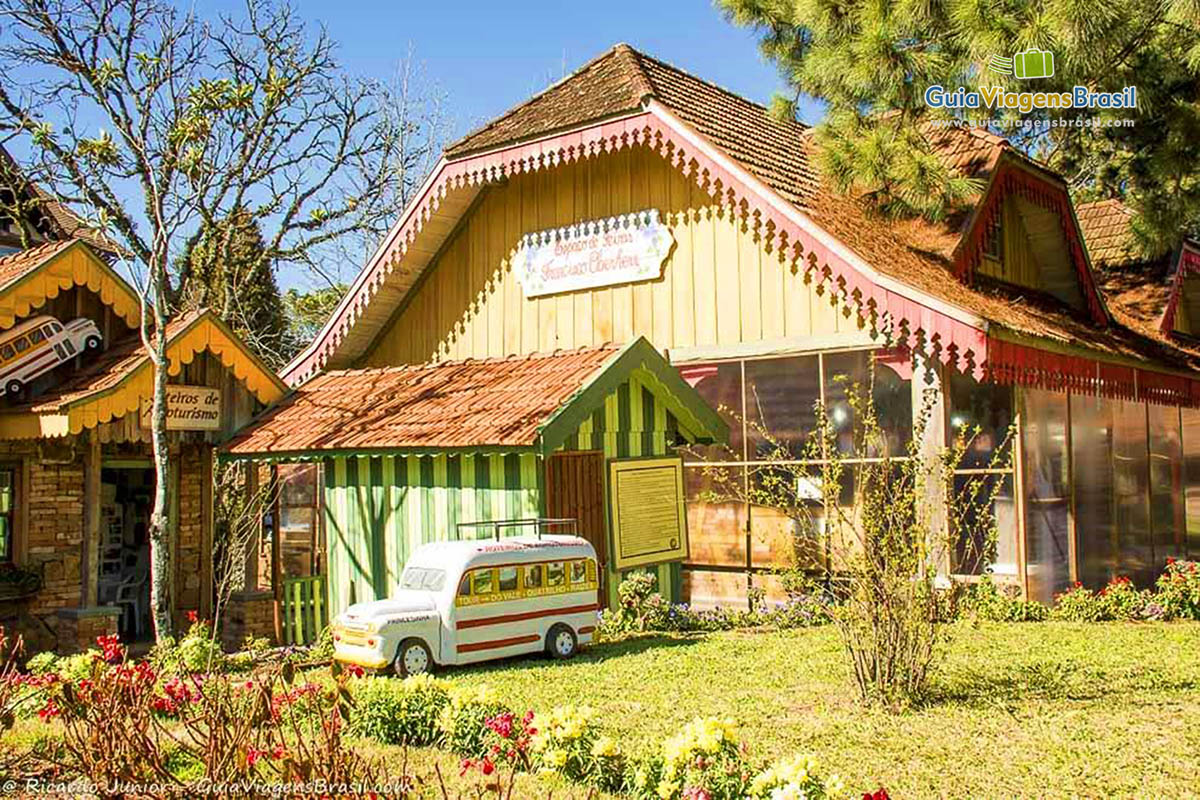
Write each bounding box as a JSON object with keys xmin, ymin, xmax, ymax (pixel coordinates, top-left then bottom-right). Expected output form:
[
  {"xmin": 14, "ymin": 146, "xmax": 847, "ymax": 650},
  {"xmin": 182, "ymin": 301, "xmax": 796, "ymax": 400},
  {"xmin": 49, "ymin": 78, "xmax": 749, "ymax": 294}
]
[
  {"xmin": 37, "ymin": 698, "xmax": 60, "ymax": 723},
  {"xmin": 246, "ymin": 746, "xmax": 267, "ymax": 767},
  {"xmin": 681, "ymin": 787, "xmax": 711, "ymax": 800}
]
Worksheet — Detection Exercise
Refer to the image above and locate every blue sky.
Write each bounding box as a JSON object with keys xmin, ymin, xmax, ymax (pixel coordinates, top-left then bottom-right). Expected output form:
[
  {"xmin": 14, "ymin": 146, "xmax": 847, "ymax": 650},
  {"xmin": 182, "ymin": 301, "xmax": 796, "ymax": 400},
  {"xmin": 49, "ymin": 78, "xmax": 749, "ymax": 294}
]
[{"xmin": 287, "ymin": 0, "xmax": 821, "ymax": 136}]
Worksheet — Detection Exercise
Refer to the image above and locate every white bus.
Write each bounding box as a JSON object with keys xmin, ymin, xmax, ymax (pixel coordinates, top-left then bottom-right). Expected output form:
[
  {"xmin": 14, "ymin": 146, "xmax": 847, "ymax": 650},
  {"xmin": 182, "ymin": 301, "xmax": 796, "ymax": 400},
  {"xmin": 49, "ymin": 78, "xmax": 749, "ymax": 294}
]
[
  {"xmin": 332, "ymin": 522, "xmax": 599, "ymax": 676},
  {"xmin": 0, "ymin": 315, "xmax": 102, "ymax": 397}
]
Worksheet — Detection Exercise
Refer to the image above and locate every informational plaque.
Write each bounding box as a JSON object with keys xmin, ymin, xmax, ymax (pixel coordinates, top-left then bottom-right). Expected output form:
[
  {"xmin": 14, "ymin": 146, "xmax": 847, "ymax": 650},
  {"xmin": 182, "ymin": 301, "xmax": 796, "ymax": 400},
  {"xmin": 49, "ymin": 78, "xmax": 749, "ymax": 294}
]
[
  {"xmin": 511, "ymin": 209, "xmax": 674, "ymax": 298},
  {"xmin": 608, "ymin": 456, "xmax": 688, "ymax": 570},
  {"xmin": 139, "ymin": 385, "xmax": 222, "ymax": 431}
]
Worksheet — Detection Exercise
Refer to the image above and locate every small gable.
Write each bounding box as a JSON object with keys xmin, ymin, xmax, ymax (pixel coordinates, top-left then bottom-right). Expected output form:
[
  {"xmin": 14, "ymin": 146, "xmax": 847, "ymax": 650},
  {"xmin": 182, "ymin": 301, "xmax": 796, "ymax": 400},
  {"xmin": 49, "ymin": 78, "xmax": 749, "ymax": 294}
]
[{"xmin": 1165, "ymin": 247, "xmax": 1200, "ymax": 339}]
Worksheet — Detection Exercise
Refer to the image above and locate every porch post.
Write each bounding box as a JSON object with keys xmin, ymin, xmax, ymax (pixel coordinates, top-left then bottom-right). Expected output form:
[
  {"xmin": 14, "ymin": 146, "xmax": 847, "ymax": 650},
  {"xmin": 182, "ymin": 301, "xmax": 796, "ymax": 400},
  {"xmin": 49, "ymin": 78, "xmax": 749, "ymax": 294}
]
[
  {"xmin": 915, "ymin": 354, "xmax": 950, "ymax": 576},
  {"xmin": 80, "ymin": 429, "xmax": 101, "ymax": 607}
]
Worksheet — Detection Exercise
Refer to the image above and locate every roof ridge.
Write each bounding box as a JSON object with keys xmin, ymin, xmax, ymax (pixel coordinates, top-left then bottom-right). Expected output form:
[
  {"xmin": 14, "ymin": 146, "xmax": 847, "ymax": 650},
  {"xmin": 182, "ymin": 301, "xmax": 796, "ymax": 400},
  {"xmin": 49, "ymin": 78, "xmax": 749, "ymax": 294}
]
[{"xmin": 446, "ymin": 44, "xmax": 650, "ymax": 156}]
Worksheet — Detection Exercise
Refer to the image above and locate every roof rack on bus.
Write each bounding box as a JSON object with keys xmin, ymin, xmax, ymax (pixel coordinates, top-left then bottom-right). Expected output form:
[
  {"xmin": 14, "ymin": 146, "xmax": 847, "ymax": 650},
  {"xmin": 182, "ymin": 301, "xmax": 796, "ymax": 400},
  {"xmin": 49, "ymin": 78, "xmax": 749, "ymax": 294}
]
[{"xmin": 454, "ymin": 517, "xmax": 579, "ymax": 542}]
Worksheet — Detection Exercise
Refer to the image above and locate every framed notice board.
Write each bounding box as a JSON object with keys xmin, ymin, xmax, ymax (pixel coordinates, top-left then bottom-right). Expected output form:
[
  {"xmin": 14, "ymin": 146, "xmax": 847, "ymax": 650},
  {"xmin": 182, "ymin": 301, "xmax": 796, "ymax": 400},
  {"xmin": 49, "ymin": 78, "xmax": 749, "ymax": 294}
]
[{"xmin": 608, "ymin": 456, "xmax": 688, "ymax": 570}]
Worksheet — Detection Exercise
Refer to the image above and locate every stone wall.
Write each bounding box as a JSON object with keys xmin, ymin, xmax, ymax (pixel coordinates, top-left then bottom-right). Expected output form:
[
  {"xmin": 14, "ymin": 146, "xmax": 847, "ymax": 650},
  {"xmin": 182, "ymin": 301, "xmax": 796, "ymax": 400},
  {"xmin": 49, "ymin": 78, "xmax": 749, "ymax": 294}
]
[
  {"xmin": 175, "ymin": 444, "xmax": 205, "ymax": 621},
  {"xmin": 221, "ymin": 590, "xmax": 275, "ymax": 650}
]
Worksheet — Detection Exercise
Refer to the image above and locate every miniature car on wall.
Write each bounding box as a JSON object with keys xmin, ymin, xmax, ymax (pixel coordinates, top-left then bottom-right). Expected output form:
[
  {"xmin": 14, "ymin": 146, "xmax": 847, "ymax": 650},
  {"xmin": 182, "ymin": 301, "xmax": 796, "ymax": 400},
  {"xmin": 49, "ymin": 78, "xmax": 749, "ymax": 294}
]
[
  {"xmin": 331, "ymin": 531, "xmax": 600, "ymax": 676},
  {"xmin": 0, "ymin": 315, "xmax": 102, "ymax": 397}
]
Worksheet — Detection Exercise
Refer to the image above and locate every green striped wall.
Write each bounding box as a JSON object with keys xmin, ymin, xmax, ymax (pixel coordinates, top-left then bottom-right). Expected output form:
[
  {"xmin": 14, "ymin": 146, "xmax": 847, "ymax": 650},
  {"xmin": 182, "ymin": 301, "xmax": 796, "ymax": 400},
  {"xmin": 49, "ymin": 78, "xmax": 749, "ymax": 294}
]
[
  {"xmin": 323, "ymin": 452, "xmax": 540, "ymax": 614},
  {"xmin": 560, "ymin": 369, "xmax": 685, "ymax": 607},
  {"xmin": 320, "ymin": 369, "xmax": 690, "ymax": 615}
]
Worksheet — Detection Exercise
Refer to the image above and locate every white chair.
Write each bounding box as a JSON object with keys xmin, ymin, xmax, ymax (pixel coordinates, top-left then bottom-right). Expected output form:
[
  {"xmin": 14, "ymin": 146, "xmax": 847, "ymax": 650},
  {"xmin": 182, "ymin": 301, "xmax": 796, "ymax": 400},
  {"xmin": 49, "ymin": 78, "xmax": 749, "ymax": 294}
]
[{"xmin": 113, "ymin": 549, "xmax": 150, "ymax": 637}]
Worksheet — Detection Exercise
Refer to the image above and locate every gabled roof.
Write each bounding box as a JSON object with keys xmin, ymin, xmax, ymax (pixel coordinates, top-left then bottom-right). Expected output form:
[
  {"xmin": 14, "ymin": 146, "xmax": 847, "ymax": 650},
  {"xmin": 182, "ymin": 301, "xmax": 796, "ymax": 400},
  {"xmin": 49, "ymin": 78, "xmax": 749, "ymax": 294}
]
[
  {"xmin": 0, "ymin": 238, "xmax": 140, "ymax": 330},
  {"xmin": 0, "ymin": 144, "xmax": 115, "ymax": 253},
  {"xmin": 228, "ymin": 337, "xmax": 727, "ymax": 459},
  {"xmin": 0, "ymin": 310, "xmax": 288, "ymax": 439},
  {"xmin": 285, "ymin": 43, "xmax": 1198, "ymax": 399}
]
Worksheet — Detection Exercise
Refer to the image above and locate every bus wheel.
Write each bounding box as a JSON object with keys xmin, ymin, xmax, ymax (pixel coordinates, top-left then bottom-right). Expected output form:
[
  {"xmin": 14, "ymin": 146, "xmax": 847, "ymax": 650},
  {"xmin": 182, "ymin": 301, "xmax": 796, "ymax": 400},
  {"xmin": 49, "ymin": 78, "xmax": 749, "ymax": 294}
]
[
  {"xmin": 4, "ymin": 379, "xmax": 20, "ymax": 397},
  {"xmin": 546, "ymin": 624, "xmax": 577, "ymax": 660},
  {"xmin": 84, "ymin": 335, "xmax": 102, "ymax": 351},
  {"xmin": 393, "ymin": 638, "xmax": 432, "ymax": 677}
]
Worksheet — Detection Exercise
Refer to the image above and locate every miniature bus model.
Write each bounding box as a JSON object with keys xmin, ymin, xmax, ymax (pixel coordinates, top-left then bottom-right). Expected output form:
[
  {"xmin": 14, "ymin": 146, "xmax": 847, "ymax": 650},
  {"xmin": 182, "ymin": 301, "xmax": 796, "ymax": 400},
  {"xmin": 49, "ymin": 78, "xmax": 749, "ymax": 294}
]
[
  {"xmin": 0, "ymin": 315, "xmax": 103, "ymax": 397},
  {"xmin": 331, "ymin": 531, "xmax": 600, "ymax": 676}
]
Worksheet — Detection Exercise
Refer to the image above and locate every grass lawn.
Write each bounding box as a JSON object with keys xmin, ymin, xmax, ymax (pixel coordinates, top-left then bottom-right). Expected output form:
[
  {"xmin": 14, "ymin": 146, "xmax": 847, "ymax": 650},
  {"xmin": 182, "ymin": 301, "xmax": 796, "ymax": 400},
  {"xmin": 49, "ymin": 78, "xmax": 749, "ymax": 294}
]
[{"xmin": 365, "ymin": 621, "xmax": 1200, "ymax": 798}]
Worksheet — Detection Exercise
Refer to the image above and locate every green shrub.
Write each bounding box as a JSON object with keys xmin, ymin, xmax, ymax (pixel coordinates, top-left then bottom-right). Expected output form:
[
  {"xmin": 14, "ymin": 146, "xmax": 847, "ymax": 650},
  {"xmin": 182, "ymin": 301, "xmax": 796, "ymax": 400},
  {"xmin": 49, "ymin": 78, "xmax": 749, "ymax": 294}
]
[
  {"xmin": 965, "ymin": 577, "xmax": 1048, "ymax": 622},
  {"xmin": 58, "ymin": 650, "xmax": 100, "ymax": 682},
  {"xmin": 1155, "ymin": 560, "xmax": 1200, "ymax": 620},
  {"xmin": 309, "ymin": 625, "xmax": 334, "ymax": 662},
  {"xmin": 1096, "ymin": 577, "xmax": 1151, "ymax": 621},
  {"xmin": 25, "ymin": 651, "xmax": 58, "ymax": 675},
  {"xmin": 530, "ymin": 705, "xmax": 625, "ymax": 792},
  {"xmin": 438, "ymin": 684, "xmax": 510, "ymax": 757},
  {"xmin": 1050, "ymin": 583, "xmax": 1106, "ymax": 622},
  {"xmin": 349, "ymin": 673, "xmax": 449, "ymax": 746}
]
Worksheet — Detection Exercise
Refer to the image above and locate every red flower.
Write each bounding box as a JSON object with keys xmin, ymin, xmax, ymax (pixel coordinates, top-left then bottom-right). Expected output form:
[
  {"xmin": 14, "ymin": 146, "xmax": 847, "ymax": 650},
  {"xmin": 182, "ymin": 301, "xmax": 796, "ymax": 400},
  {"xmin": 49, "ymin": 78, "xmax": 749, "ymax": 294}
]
[
  {"xmin": 246, "ymin": 746, "xmax": 267, "ymax": 767},
  {"xmin": 480, "ymin": 757, "xmax": 495, "ymax": 776},
  {"xmin": 186, "ymin": 610, "xmax": 199, "ymax": 624},
  {"xmin": 272, "ymin": 742, "xmax": 287, "ymax": 759},
  {"xmin": 345, "ymin": 664, "xmax": 365, "ymax": 678},
  {"xmin": 37, "ymin": 698, "xmax": 60, "ymax": 723},
  {"xmin": 96, "ymin": 633, "xmax": 125, "ymax": 663},
  {"xmin": 459, "ymin": 758, "xmax": 474, "ymax": 777},
  {"xmin": 863, "ymin": 790, "xmax": 890, "ymax": 800}
]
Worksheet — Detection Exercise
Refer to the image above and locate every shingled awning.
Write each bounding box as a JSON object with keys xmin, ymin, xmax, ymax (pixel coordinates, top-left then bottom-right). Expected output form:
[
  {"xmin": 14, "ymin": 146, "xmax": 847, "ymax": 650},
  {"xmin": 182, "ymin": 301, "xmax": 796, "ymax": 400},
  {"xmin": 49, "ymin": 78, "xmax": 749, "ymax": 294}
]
[{"xmin": 224, "ymin": 337, "xmax": 727, "ymax": 459}]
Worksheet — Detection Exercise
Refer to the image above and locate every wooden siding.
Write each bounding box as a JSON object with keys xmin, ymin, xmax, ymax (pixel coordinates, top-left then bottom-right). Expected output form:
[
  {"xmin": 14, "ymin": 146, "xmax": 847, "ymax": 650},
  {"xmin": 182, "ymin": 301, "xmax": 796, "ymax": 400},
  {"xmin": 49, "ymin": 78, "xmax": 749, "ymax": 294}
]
[
  {"xmin": 361, "ymin": 145, "xmax": 857, "ymax": 367},
  {"xmin": 319, "ymin": 372, "xmax": 685, "ymax": 615},
  {"xmin": 976, "ymin": 196, "xmax": 1084, "ymax": 309}
]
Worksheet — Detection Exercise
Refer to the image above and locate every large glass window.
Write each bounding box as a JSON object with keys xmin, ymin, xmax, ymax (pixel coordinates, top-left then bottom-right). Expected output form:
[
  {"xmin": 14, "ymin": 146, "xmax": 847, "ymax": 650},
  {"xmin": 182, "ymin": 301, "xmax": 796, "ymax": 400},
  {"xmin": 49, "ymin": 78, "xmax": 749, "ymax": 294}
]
[
  {"xmin": 1148, "ymin": 404, "xmax": 1185, "ymax": 565},
  {"xmin": 947, "ymin": 374, "xmax": 1017, "ymax": 576},
  {"xmin": 1072, "ymin": 394, "xmax": 1116, "ymax": 588},
  {"xmin": 1183, "ymin": 409, "xmax": 1200, "ymax": 560},
  {"xmin": 682, "ymin": 349, "xmax": 913, "ymax": 589},
  {"xmin": 1113, "ymin": 400, "xmax": 1153, "ymax": 586},
  {"xmin": 0, "ymin": 468, "xmax": 14, "ymax": 564},
  {"xmin": 1022, "ymin": 388, "xmax": 1071, "ymax": 603}
]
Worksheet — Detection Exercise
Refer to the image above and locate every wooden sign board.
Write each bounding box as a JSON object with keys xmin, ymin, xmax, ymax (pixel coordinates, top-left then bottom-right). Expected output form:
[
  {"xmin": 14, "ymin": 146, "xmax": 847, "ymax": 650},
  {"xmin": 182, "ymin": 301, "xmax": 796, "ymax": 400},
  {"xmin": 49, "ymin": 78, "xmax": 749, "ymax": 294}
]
[
  {"xmin": 139, "ymin": 385, "xmax": 222, "ymax": 431},
  {"xmin": 608, "ymin": 456, "xmax": 689, "ymax": 570}
]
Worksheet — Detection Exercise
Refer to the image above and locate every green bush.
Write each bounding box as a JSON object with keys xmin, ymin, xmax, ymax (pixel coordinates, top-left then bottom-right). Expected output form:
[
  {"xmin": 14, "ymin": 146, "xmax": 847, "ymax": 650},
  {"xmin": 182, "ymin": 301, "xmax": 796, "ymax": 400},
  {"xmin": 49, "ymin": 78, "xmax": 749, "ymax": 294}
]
[
  {"xmin": 25, "ymin": 651, "xmax": 58, "ymax": 675},
  {"xmin": 309, "ymin": 625, "xmax": 334, "ymax": 662},
  {"xmin": 349, "ymin": 673, "xmax": 449, "ymax": 746},
  {"xmin": 628, "ymin": 717, "xmax": 754, "ymax": 800},
  {"xmin": 1096, "ymin": 577, "xmax": 1151, "ymax": 621},
  {"xmin": 438, "ymin": 684, "xmax": 510, "ymax": 757},
  {"xmin": 1155, "ymin": 560, "xmax": 1200, "ymax": 620},
  {"xmin": 1050, "ymin": 583, "xmax": 1106, "ymax": 622},
  {"xmin": 965, "ymin": 577, "xmax": 1049, "ymax": 622}
]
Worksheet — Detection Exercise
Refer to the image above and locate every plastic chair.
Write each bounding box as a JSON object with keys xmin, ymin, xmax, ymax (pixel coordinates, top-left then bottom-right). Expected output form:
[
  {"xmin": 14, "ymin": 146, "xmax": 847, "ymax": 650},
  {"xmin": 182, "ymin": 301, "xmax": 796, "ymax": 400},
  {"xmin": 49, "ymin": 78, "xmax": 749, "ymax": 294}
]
[{"xmin": 113, "ymin": 549, "xmax": 150, "ymax": 637}]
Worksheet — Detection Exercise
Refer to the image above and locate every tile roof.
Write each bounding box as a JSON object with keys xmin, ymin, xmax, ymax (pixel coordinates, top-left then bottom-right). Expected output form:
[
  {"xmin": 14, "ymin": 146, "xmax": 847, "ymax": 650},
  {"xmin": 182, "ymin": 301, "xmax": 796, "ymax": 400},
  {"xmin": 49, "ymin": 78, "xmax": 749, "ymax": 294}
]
[
  {"xmin": 0, "ymin": 145, "xmax": 116, "ymax": 253},
  {"xmin": 225, "ymin": 345, "xmax": 623, "ymax": 455},
  {"xmin": 0, "ymin": 239, "xmax": 76, "ymax": 290},
  {"xmin": 364, "ymin": 44, "xmax": 1200, "ymax": 380},
  {"xmin": 1077, "ymin": 199, "xmax": 1142, "ymax": 269},
  {"xmin": 21, "ymin": 312, "xmax": 204, "ymax": 412},
  {"xmin": 1076, "ymin": 199, "xmax": 1176, "ymax": 328}
]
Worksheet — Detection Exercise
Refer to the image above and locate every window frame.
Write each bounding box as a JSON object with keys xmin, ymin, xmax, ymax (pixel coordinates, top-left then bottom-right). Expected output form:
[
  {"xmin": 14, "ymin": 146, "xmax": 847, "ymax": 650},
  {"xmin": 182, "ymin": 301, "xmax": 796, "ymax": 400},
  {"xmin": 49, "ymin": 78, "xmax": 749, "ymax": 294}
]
[{"xmin": 0, "ymin": 464, "xmax": 18, "ymax": 566}]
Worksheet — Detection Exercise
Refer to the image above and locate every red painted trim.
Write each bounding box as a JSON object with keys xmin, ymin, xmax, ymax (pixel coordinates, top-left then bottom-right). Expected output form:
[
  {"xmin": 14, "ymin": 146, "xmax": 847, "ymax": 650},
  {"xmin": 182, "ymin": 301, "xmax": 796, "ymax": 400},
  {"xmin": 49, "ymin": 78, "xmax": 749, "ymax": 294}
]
[
  {"xmin": 283, "ymin": 109, "xmax": 994, "ymax": 385},
  {"xmin": 578, "ymin": 626, "xmax": 595, "ymax": 635},
  {"xmin": 955, "ymin": 160, "xmax": 1107, "ymax": 327},
  {"xmin": 456, "ymin": 633, "xmax": 540, "ymax": 654},
  {"xmin": 456, "ymin": 602, "xmax": 598, "ymax": 630},
  {"xmin": 1162, "ymin": 245, "xmax": 1200, "ymax": 336}
]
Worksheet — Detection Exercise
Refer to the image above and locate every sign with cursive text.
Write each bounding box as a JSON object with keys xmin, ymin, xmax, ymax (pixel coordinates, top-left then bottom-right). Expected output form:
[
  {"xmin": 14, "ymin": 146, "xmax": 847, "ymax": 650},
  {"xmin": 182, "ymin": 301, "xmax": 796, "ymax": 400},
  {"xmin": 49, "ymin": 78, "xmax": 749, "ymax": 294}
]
[
  {"xmin": 139, "ymin": 385, "xmax": 222, "ymax": 431},
  {"xmin": 511, "ymin": 210, "xmax": 674, "ymax": 298}
]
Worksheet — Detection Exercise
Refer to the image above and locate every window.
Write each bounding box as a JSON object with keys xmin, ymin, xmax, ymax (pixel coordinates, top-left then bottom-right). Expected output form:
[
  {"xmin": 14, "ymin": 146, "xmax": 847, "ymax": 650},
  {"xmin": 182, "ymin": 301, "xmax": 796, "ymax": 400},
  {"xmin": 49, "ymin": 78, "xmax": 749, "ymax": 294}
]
[
  {"xmin": 0, "ymin": 468, "xmax": 13, "ymax": 564},
  {"xmin": 50, "ymin": 322, "xmax": 62, "ymax": 333},
  {"xmin": 524, "ymin": 564, "xmax": 543, "ymax": 589},
  {"xmin": 28, "ymin": 329, "xmax": 43, "ymax": 345},
  {"xmin": 682, "ymin": 348, "xmax": 914, "ymax": 583},
  {"xmin": 458, "ymin": 575, "xmax": 471, "ymax": 597},
  {"xmin": 400, "ymin": 566, "xmax": 445, "ymax": 591},
  {"xmin": 0, "ymin": 344, "xmax": 12, "ymax": 361},
  {"xmin": 40, "ymin": 325, "xmax": 54, "ymax": 338},
  {"xmin": 948, "ymin": 373, "xmax": 1017, "ymax": 576},
  {"xmin": 471, "ymin": 570, "xmax": 494, "ymax": 596},
  {"xmin": 14, "ymin": 337, "xmax": 28, "ymax": 353},
  {"xmin": 498, "ymin": 566, "xmax": 518, "ymax": 592},
  {"xmin": 547, "ymin": 562, "xmax": 565, "ymax": 587},
  {"xmin": 569, "ymin": 560, "xmax": 587, "ymax": 584}
]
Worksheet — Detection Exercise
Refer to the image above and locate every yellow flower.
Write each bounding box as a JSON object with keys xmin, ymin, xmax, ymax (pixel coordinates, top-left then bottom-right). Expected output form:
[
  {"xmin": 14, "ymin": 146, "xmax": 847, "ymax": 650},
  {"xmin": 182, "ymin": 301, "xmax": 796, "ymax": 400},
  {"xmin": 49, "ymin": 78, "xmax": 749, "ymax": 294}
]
[
  {"xmin": 824, "ymin": 773, "xmax": 846, "ymax": 797},
  {"xmin": 656, "ymin": 778, "xmax": 679, "ymax": 799},
  {"xmin": 543, "ymin": 749, "xmax": 568, "ymax": 769},
  {"xmin": 591, "ymin": 735, "xmax": 619, "ymax": 758}
]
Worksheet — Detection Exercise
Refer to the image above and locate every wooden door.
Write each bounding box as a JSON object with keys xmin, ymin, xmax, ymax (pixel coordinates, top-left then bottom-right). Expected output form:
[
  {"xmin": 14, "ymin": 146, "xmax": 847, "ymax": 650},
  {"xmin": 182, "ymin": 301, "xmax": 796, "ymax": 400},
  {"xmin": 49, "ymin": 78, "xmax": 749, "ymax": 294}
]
[{"xmin": 545, "ymin": 451, "xmax": 607, "ymax": 601}]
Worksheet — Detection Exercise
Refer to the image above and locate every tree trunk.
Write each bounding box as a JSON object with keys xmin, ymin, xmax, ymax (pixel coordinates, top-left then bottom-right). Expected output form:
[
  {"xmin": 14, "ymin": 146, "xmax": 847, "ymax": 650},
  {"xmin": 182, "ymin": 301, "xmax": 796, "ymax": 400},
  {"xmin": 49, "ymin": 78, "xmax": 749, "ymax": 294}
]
[{"xmin": 147, "ymin": 262, "xmax": 174, "ymax": 643}]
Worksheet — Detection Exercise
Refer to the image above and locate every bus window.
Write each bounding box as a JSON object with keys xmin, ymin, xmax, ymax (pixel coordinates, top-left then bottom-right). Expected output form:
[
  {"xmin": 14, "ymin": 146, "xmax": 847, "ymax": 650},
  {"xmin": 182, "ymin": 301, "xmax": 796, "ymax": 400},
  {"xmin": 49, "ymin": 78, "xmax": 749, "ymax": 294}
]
[
  {"xmin": 498, "ymin": 566, "xmax": 518, "ymax": 592},
  {"xmin": 587, "ymin": 559, "xmax": 597, "ymax": 582},
  {"xmin": 472, "ymin": 569, "xmax": 494, "ymax": 596},
  {"xmin": 14, "ymin": 338, "xmax": 28, "ymax": 353},
  {"xmin": 28, "ymin": 329, "xmax": 43, "ymax": 345},
  {"xmin": 570, "ymin": 560, "xmax": 587, "ymax": 584},
  {"xmin": 0, "ymin": 345, "xmax": 12, "ymax": 361},
  {"xmin": 547, "ymin": 562, "xmax": 565, "ymax": 587},
  {"xmin": 61, "ymin": 339, "xmax": 75, "ymax": 356},
  {"xmin": 50, "ymin": 322, "xmax": 62, "ymax": 333},
  {"xmin": 40, "ymin": 325, "xmax": 54, "ymax": 338},
  {"xmin": 524, "ymin": 564, "xmax": 543, "ymax": 589},
  {"xmin": 458, "ymin": 575, "xmax": 471, "ymax": 597}
]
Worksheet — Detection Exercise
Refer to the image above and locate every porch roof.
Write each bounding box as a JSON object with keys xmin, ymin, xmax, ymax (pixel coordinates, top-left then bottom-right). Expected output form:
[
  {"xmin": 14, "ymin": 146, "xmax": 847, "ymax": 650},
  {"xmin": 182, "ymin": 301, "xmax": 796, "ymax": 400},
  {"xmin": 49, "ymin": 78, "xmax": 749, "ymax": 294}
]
[
  {"xmin": 223, "ymin": 337, "xmax": 727, "ymax": 459},
  {"xmin": 0, "ymin": 310, "xmax": 288, "ymax": 439},
  {"xmin": 0, "ymin": 239, "xmax": 140, "ymax": 330}
]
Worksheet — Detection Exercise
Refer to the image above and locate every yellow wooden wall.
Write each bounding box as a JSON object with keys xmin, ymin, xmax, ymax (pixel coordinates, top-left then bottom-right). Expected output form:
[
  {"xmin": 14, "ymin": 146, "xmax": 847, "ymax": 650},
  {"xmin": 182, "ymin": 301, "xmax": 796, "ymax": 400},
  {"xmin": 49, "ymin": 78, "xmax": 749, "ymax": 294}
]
[
  {"xmin": 977, "ymin": 197, "xmax": 1039, "ymax": 289},
  {"xmin": 362, "ymin": 145, "xmax": 857, "ymax": 367}
]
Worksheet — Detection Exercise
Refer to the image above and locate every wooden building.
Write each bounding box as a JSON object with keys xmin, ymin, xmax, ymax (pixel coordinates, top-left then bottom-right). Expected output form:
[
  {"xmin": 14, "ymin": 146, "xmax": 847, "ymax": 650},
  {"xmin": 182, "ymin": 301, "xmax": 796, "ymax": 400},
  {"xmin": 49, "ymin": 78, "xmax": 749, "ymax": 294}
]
[
  {"xmin": 234, "ymin": 44, "xmax": 1200, "ymax": 621},
  {"xmin": 0, "ymin": 239, "xmax": 285, "ymax": 651}
]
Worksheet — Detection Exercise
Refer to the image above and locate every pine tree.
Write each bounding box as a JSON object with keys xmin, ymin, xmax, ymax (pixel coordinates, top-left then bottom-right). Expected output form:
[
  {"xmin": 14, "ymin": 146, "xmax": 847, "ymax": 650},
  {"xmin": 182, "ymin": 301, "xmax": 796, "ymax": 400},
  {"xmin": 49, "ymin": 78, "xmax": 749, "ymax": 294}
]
[
  {"xmin": 183, "ymin": 208, "xmax": 288, "ymax": 366},
  {"xmin": 721, "ymin": 0, "xmax": 1200, "ymax": 254}
]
